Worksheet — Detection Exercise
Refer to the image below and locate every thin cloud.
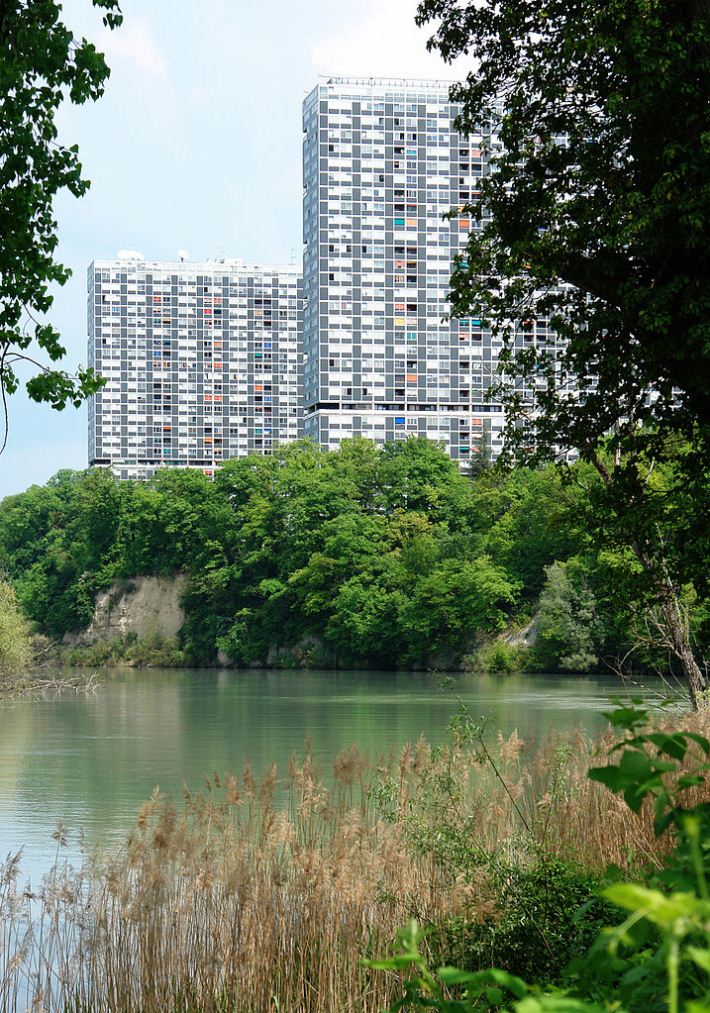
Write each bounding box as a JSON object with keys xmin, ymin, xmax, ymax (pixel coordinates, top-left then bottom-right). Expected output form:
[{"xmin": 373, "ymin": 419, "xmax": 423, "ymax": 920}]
[
  {"xmin": 102, "ymin": 19, "xmax": 169, "ymax": 80},
  {"xmin": 310, "ymin": 0, "xmax": 467, "ymax": 81}
]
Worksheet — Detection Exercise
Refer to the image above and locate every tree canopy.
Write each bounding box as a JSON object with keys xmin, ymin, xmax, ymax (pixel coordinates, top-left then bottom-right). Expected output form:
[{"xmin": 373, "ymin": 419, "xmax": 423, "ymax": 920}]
[
  {"xmin": 0, "ymin": 440, "xmax": 706, "ymax": 680},
  {"xmin": 417, "ymin": 0, "xmax": 710, "ymax": 702},
  {"xmin": 417, "ymin": 0, "xmax": 710, "ymax": 462},
  {"xmin": 0, "ymin": 0, "xmax": 122, "ymax": 446}
]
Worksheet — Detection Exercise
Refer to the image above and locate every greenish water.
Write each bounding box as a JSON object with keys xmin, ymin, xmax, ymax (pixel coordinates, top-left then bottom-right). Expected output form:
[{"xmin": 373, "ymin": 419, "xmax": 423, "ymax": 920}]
[{"xmin": 0, "ymin": 667, "xmax": 662, "ymax": 879}]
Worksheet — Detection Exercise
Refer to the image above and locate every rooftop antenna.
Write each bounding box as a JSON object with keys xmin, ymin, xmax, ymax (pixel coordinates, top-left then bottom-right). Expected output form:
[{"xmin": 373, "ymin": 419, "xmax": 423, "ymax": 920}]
[{"xmin": 216, "ymin": 243, "xmax": 225, "ymax": 264}]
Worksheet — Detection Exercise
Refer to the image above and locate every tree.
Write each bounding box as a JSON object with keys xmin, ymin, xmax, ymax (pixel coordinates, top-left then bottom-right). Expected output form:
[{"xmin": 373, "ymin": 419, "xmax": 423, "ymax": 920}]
[
  {"xmin": 397, "ymin": 556, "xmax": 520, "ymax": 660},
  {"xmin": 475, "ymin": 466, "xmax": 580, "ymax": 598},
  {"xmin": 417, "ymin": 0, "xmax": 710, "ymax": 705},
  {"xmin": 417, "ymin": 0, "xmax": 710, "ymax": 448},
  {"xmin": 375, "ymin": 436, "xmax": 476, "ymax": 532},
  {"xmin": 535, "ymin": 559, "xmax": 604, "ymax": 673},
  {"xmin": 0, "ymin": 0, "xmax": 122, "ymax": 448}
]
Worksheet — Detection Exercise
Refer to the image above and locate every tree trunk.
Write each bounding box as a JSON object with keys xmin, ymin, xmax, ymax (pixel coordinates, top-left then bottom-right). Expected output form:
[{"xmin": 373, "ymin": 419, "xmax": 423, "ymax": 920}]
[
  {"xmin": 655, "ymin": 572, "xmax": 708, "ymax": 711},
  {"xmin": 591, "ymin": 453, "xmax": 708, "ymax": 709}
]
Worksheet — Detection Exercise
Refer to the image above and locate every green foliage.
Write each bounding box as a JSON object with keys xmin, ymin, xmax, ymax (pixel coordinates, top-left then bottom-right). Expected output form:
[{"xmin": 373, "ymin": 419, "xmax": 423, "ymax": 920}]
[
  {"xmin": 0, "ymin": 578, "xmax": 31, "ymax": 676},
  {"xmin": 587, "ymin": 700, "xmax": 710, "ymax": 841},
  {"xmin": 534, "ymin": 560, "xmax": 606, "ymax": 673},
  {"xmin": 417, "ymin": 0, "xmax": 710, "ymax": 700},
  {"xmin": 172, "ymin": 440, "xmax": 529, "ymax": 668},
  {"xmin": 570, "ymin": 703, "xmax": 710, "ymax": 1010},
  {"xmin": 475, "ymin": 469, "xmax": 579, "ymax": 600},
  {"xmin": 429, "ymin": 863, "xmax": 620, "ymax": 987},
  {"xmin": 366, "ymin": 920, "xmax": 532, "ymax": 1012},
  {"xmin": 417, "ymin": 0, "xmax": 710, "ymax": 463},
  {"xmin": 62, "ymin": 632, "xmax": 186, "ymax": 668},
  {"xmin": 0, "ymin": 440, "xmax": 706, "ymax": 673},
  {"xmin": 397, "ymin": 556, "xmax": 521, "ymax": 661},
  {"xmin": 0, "ymin": 0, "xmax": 122, "ymax": 415},
  {"xmin": 465, "ymin": 638, "xmax": 529, "ymax": 675},
  {"xmin": 368, "ymin": 919, "xmax": 610, "ymax": 1012},
  {"xmin": 378, "ymin": 703, "xmax": 710, "ymax": 1011}
]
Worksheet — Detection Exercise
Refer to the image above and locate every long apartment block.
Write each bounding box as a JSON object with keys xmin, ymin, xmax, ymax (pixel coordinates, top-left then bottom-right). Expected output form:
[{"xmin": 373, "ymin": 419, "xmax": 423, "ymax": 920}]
[
  {"xmin": 88, "ymin": 77, "xmax": 560, "ymax": 478},
  {"xmin": 88, "ymin": 257, "xmax": 302, "ymax": 480},
  {"xmin": 302, "ymin": 77, "xmax": 514, "ymax": 463}
]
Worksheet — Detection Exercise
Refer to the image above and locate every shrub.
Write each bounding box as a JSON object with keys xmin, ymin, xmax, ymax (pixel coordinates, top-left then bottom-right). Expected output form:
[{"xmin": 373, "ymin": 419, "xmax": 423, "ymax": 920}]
[
  {"xmin": 464, "ymin": 638, "xmax": 529, "ymax": 674},
  {"xmin": 62, "ymin": 633, "xmax": 186, "ymax": 668},
  {"xmin": 534, "ymin": 559, "xmax": 604, "ymax": 672},
  {"xmin": 0, "ymin": 579, "xmax": 32, "ymax": 678},
  {"xmin": 125, "ymin": 632, "xmax": 186, "ymax": 667},
  {"xmin": 428, "ymin": 861, "xmax": 620, "ymax": 985}
]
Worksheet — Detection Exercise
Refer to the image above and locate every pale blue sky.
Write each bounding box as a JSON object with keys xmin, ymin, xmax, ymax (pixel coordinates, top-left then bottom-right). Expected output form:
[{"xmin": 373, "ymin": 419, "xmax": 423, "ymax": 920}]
[{"xmin": 1, "ymin": 0, "xmax": 466, "ymax": 498}]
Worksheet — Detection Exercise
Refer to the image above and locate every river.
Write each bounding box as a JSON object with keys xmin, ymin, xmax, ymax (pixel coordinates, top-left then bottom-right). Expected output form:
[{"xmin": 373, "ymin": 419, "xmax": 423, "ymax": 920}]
[{"xmin": 0, "ymin": 667, "xmax": 663, "ymax": 882}]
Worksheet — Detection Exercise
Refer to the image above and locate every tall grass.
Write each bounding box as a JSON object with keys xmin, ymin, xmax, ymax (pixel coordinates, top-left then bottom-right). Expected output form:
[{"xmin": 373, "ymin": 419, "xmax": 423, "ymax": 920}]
[{"xmin": 3, "ymin": 711, "xmax": 710, "ymax": 1012}]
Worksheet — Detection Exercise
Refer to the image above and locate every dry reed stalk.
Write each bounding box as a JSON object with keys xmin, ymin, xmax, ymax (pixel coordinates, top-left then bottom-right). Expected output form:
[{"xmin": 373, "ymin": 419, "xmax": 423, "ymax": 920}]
[{"xmin": 3, "ymin": 710, "xmax": 710, "ymax": 1012}]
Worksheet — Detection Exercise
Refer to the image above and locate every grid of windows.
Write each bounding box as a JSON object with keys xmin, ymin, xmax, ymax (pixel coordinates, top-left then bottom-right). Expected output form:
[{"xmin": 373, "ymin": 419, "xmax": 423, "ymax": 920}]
[
  {"xmin": 302, "ymin": 77, "xmax": 512, "ymax": 463},
  {"xmin": 89, "ymin": 77, "xmax": 567, "ymax": 478},
  {"xmin": 87, "ymin": 257, "xmax": 302, "ymax": 480}
]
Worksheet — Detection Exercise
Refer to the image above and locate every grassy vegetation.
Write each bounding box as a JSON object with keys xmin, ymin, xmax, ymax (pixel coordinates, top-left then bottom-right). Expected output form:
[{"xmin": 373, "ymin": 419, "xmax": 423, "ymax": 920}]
[
  {"xmin": 2, "ymin": 707, "xmax": 709, "ymax": 1012},
  {"xmin": 376, "ymin": 704, "xmax": 710, "ymax": 1011},
  {"xmin": 59, "ymin": 631, "xmax": 187, "ymax": 669},
  {"xmin": 0, "ymin": 578, "xmax": 32, "ymax": 692},
  {"xmin": 463, "ymin": 637, "xmax": 530, "ymax": 674},
  {"xmin": 0, "ymin": 579, "xmax": 103, "ymax": 698}
]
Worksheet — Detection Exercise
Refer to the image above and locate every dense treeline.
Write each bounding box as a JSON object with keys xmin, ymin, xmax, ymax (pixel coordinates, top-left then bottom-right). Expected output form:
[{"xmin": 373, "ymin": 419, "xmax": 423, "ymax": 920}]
[{"xmin": 0, "ymin": 438, "xmax": 706, "ymax": 672}]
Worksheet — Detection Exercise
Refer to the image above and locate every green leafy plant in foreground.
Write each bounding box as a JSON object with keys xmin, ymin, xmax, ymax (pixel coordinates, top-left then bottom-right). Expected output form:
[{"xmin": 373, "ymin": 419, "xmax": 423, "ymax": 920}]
[
  {"xmin": 368, "ymin": 919, "xmax": 598, "ymax": 1011},
  {"xmin": 427, "ymin": 862, "xmax": 619, "ymax": 988},
  {"xmin": 370, "ymin": 702, "xmax": 710, "ymax": 1011}
]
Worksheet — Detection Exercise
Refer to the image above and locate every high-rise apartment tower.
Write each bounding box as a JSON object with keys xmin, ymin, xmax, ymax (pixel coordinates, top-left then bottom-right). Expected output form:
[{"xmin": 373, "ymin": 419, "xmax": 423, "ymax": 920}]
[
  {"xmin": 302, "ymin": 77, "xmax": 507, "ymax": 464},
  {"xmin": 88, "ymin": 256, "xmax": 302, "ymax": 480}
]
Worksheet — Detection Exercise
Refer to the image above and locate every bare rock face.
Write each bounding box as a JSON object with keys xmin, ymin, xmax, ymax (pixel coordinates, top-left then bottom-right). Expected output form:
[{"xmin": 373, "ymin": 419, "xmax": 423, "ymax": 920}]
[
  {"xmin": 503, "ymin": 617, "xmax": 539, "ymax": 648},
  {"xmin": 63, "ymin": 575, "xmax": 187, "ymax": 646}
]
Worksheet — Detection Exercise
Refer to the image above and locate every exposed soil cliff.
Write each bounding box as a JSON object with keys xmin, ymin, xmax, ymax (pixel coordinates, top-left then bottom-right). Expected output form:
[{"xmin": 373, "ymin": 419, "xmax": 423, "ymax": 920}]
[{"xmin": 63, "ymin": 575, "xmax": 187, "ymax": 646}]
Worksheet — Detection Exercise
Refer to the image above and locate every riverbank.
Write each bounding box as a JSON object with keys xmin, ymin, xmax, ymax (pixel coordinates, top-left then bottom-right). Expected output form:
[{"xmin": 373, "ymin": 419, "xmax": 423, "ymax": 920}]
[
  {"xmin": 2, "ymin": 703, "xmax": 707, "ymax": 1012},
  {"xmin": 56, "ymin": 632, "xmax": 188, "ymax": 670},
  {"xmin": 4, "ymin": 444, "xmax": 704, "ymax": 678},
  {"xmin": 48, "ymin": 627, "xmax": 638, "ymax": 678},
  {"xmin": 53, "ymin": 632, "xmax": 486, "ymax": 673}
]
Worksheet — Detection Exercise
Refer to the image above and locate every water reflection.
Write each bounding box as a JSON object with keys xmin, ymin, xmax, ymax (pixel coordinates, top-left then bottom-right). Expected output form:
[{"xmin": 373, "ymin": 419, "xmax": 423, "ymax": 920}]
[{"xmin": 0, "ymin": 668, "xmax": 663, "ymax": 879}]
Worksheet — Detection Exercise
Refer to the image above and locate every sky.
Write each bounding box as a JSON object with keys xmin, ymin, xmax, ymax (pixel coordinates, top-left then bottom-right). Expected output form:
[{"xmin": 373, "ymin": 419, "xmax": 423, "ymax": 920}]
[{"xmin": 1, "ymin": 0, "xmax": 469, "ymax": 499}]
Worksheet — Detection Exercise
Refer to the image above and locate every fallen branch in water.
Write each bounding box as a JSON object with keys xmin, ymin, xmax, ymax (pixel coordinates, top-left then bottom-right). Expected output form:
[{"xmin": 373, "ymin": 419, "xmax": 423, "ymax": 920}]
[{"xmin": 0, "ymin": 668, "xmax": 103, "ymax": 700}]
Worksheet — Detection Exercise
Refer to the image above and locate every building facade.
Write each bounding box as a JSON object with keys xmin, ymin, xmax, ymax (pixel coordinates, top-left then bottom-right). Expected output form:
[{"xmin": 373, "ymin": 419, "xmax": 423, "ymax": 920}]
[
  {"xmin": 88, "ymin": 256, "xmax": 302, "ymax": 480},
  {"xmin": 302, "ymin": 77, "xmax": 509, "ymax": 465}
]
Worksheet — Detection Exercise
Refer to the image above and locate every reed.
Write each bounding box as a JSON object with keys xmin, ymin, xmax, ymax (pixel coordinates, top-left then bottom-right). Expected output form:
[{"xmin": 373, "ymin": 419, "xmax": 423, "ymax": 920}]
[{"xmin": 2, "ymin": 710, "xmax": 709, "ymax": 1012}]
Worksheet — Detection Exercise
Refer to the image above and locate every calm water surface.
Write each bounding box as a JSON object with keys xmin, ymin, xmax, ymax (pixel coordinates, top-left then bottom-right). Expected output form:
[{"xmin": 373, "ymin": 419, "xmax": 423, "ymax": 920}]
[{"xmin": 0, "ymin": 667, "xmax": 660, "ymax": 880}]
